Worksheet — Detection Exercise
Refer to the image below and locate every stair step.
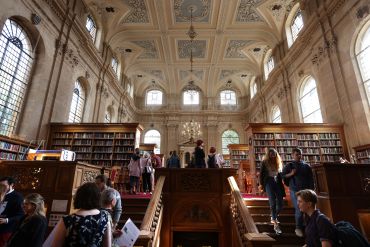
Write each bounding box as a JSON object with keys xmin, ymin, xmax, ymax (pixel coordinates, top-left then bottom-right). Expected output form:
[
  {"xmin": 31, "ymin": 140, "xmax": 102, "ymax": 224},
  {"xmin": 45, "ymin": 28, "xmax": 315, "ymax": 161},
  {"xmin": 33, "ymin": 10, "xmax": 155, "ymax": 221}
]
[
  {"xmin": 251, "ymin": 214, "xmax": 295, "ymax": 223},
  {"xmin": 244, "ymin": 199, "xmax": 289, "ymax": 207},
  {"xmin": 123, "ymin": 205, "xmax": 148, "ymax": 213},
  {"xmin": 255, "ymin": 222, "xmax": 296, "ymax": 233},
  {"xmin": 264, "ymin": 233, "xmax": 305, "ymax": 246},
  {"xmin": 121, "ymin": 212, "xmax": 146, "ymax": 221},
  {"xmin": 118, "ymin": 218, "xmax": 142, "ymax": 228},
  {"xmin": 247, "ymin": 206, "xmax": 295, "ymax": 214}
]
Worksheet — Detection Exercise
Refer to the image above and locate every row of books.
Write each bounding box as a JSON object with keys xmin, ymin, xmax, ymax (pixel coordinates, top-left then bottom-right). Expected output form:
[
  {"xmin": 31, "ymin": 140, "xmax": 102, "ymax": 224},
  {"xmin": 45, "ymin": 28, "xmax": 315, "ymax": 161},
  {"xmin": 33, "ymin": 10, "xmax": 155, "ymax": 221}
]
[{"xmin": 53, "ymin": 132, "xmax": 136, "ymax": 139}]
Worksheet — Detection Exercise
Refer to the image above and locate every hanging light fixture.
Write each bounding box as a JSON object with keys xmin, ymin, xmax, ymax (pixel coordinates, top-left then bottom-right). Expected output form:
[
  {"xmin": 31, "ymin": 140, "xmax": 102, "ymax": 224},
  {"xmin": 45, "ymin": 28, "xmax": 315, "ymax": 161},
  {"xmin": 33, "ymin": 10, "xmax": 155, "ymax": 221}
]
[{"xmin": 182, "ymin": 6, "xmax": 202, "ymax": 142}]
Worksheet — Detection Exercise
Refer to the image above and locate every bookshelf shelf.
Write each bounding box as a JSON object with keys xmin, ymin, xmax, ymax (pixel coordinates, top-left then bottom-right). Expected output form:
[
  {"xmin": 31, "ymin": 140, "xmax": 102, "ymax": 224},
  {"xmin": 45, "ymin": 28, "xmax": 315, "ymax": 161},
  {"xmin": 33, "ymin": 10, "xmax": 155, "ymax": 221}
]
[
  {"xmin": 48, "ymin": 123, "xmax": 143, "ymax": 168},
  {"xmin": 354, "ymin": 144, "xmax": 370, "ymax": 164},
  {"xmin": 0, "ymin": 135, "xmax": 37, "ymax": 161}
]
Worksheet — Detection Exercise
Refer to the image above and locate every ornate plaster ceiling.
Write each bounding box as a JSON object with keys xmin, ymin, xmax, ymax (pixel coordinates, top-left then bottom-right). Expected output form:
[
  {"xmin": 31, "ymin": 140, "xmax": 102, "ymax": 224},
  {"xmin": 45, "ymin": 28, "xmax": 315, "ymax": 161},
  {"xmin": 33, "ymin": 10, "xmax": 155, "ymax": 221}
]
[{"xmin": 85, "ymin": 0, "xmax": 297, "ymax": 97}]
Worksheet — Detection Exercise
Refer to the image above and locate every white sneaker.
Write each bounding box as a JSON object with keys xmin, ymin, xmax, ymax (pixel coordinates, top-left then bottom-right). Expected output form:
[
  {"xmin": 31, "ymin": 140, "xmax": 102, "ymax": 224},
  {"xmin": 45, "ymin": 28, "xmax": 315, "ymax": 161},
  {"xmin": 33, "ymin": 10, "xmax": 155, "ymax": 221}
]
[
  {"xmin": 270, "ymin": 217, "xmax": 280, "ymax": 224},
  {"xmin": 295, "ymin": 228, "xmax": 303, "ymax": 237},
  {"xmin": 274, "ymin": 224, "xmax": 282, "ymax": 235}
]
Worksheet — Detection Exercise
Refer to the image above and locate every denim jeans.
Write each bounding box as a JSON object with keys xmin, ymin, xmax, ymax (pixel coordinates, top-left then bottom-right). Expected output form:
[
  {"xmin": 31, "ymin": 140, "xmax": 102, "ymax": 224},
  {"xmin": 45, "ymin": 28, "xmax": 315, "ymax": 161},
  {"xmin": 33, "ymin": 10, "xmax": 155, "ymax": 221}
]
[
  {"xmin": 129, "ymin": 176, "xmax": 139, "ymax": 191},
  {"xmin": 290, "ymin": 189, "xmax": 303, "ymax": 229},
  {"xmin": 265, "ymin": 177, "xmax": 284, "ymax": 221}
]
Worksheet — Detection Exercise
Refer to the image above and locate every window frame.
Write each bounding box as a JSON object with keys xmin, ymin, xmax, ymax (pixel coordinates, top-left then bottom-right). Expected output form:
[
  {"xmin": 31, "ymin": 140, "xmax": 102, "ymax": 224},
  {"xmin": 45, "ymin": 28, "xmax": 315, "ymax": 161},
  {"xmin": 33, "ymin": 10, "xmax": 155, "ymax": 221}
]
[
  {"xmin": 264, "ymin": 50, "xmax": 274, "ymax": 80},
  {"xmin": 299, "ymin": 76, "xmax": 323, "ymax": 123},
  {"xmin": 111, "ymin": 57, "xmax": 119, "ymax": 76},
  {"xmin": 143, "ymin": 129, "xmax": 161, "ymax": 154},
  {"xmin": 183, "ymin": 90, "xmax": 200, "ymax": 105},
  {"xmin": 86, "ymin": 15, "xmax": 97, "ymax": 42},
  {"xmin": 221, "ymin": 130, "xmax": 240, "ymax": 155},
  {"xmin": 271, "ymin": 105, "xmax": 282, "ymax": 123},
  {"xmin": 220, "ymin": 89, "xmax": 237, "ymax": 105},
  {"xmin": 68, "ymin": 80, "xmax": 86, "ymax": 123},
  {"xmin": 250, "ymin": 80, "xmax": 257, "ymax": 99},
  {"xmin": 0, "ymin": 19, "xmax": 34, "ymax": 136},
  {"xmin": 146, "ymin": 89, "xmax": 163, "ymax": 106}
]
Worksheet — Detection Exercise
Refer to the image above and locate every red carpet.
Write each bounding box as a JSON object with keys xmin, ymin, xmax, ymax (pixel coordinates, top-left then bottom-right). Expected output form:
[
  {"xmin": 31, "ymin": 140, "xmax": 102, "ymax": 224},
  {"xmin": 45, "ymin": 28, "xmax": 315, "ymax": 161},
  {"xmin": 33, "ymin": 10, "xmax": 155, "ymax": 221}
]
[{"xmin": 121, "ymin": 192, "xmax": 152, "ymax": 199}]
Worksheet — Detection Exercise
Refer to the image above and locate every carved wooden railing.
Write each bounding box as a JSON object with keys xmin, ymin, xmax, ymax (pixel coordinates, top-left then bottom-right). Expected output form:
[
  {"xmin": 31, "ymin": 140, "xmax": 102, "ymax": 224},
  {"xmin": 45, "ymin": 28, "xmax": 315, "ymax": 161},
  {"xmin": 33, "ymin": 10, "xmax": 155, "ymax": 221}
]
[
  {"xmin": 135, "ymin": 176, "xmax": 165, "ymax": 247},
  {"xmin": 228, "ymin": 176, "xmax": 274, "ymax": 246}
]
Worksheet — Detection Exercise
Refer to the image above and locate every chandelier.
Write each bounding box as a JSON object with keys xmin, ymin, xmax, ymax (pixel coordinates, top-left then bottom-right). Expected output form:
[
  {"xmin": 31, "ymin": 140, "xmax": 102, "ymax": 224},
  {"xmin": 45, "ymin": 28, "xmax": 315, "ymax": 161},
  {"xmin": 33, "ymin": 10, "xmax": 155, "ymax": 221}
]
[{"xmin": 182, "ymin": 6, "xmax": 201, "ymax": 142}]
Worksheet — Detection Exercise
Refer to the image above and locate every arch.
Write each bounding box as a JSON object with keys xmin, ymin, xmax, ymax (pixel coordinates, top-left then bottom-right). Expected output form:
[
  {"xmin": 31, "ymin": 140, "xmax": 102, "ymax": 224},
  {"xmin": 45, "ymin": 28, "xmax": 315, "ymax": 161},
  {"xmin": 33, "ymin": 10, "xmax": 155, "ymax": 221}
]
[
  {"xmin": 146, "ymin": 89, "xmax": 163, "ymax": 105},
  {"xmin": 68, "ymin": 79, "xmax": 86, "ymax": 123},
  {"xmin": 220, "ymin": 89, "xmax": 237, "ymax": 105},
  {"xmin": 221, "ymin": 130, "xmax": 240, "ymax": 154},
  {"xmin": 271, "ymin": 105, "xmax": 282, "ymax": 123},
  {"xmin": 285, "ymin": 3, "xmax": 303, "ymax": 48},
  {"xmin": 0, "ymin": 18, "xmax": 34, "ymax": 136},
  {"xmin": 183, "ymin": 90, "xmax": 200, "ymax": 105},
  {"xmin": 144, "ymin": 129, "xmax": 161, "ymax": 154},
  {"xmin": 264, "ymin": 49, "xmax": 274, "ymax": 80},
  {"xmin": 353, "ymin": 20, "xmax": 370, "ymax": 109},
  {"xmin": 298, "ymin": 76, "xmax": 323, "ymax": 123}
]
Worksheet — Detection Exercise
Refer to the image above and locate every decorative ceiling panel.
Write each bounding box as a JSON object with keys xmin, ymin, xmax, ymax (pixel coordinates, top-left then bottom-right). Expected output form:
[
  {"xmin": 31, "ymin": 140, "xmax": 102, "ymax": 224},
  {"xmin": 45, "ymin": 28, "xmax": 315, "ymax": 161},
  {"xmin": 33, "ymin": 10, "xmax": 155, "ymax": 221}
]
[
  {"xmin": 145, "ymin": 70, "xmax": 164, "ymax": 80},
  {"xmin": 225, "ymin": 40, "xmax": 253, "ymax": 58},
  {"xmin": 180, "ymin": 70, "xmax": 204, "ymax": 80},
  {"xmin": 220, "ymin": 70, "xmax": 241, "ymax": 80},
  {"xmin": 174, "ymin": 0, "xmax": 211, "ymax": 23},
  {"xmin": 236, "ymin": 0, "xmax": 263, "ymax": 22},
  {"xmin": 122, "ymin": 0, "xmax": 150, "ymax": 23},
  {"xmin": 177, "ymin": 40, "xmax": 207, "ymax": 59},
  {"xmin": 131, "ymin": 40, "xmax": 158, "ymax": 59}
]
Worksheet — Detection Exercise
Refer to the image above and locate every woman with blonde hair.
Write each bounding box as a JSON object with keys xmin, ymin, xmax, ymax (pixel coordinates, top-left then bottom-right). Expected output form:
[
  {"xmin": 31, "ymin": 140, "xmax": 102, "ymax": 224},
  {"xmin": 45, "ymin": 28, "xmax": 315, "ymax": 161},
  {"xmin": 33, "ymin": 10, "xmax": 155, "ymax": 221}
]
[
  {"xmin": 259, "ymin": 148, "xmax": 285, "ymax": 235},
  {"xmin": 141, "ymin": 152, "xmax": 153, "ymax": 194},
  {"xmin": 7, "ymin": 193, "xmax": 47, "ymax": 247}
]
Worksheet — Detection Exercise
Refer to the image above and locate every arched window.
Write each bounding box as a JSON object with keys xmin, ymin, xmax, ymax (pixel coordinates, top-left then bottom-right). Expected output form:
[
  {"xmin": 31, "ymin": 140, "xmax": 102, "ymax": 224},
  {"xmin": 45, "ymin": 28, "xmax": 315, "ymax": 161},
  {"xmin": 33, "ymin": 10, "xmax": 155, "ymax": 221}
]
[
  {"xmin": 355, "ymin": 24, "xmax": 370, "ymax": 105},
  {"xmin": 68, "ymin": 80, "xmax": 86, "ymax": 123},
  {"xmin": 0, "ymin": 19, "xmax": 33, "ymax": 136},
  {"xmin": 299, "ymin": 77, "xmax": 323, "ymax": 123},
  {"xmin": 271, "ymin": 105, "xmax": 282, "ymax": 123},
  {"xmin": 86, "ymin": 15, "xmax": 97, "ymax": 42},
  {"xmin": 144, "ymin": 130, "xmax": 161, "ymax": 154},
  {"xmin": 220, "ymin": 90, "xmax": 236, "ymax": 105},
  {"xmin": 146, "ymin": 90, "xmax": 163, "ymax": 105},
  {"xmin": 250, "ymin": 80, "xmax": 257, "ymax": 99},
  {"xmin": 111, "ymin": 57, "xmax": 118, "ymax": 76},
  {"xmin": 264, "ymin": 50, "xmax": 274, "ymax": 80},
  {"xmin": 221, "ymin": 130, "xmax": 240, "ymax": 154},
  {"xmin": 183, "ymin": 90, "xmax": 199, "ymax": 105},
  {"xmin": 104, "ymin": 109, "xmax": 111, "ymax": 123},
  {"xmin": 286, "ymin": 4, "xmax": 304, "ymax": 47}
]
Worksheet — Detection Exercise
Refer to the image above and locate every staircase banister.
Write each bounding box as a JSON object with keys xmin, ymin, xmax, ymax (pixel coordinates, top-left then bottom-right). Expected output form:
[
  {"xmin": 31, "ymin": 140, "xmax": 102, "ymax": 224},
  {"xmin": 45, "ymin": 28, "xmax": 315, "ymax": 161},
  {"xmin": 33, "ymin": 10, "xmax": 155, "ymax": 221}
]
[{"xmin": 228, "ymin": 176, "xmax": 259, "ymax": 233}]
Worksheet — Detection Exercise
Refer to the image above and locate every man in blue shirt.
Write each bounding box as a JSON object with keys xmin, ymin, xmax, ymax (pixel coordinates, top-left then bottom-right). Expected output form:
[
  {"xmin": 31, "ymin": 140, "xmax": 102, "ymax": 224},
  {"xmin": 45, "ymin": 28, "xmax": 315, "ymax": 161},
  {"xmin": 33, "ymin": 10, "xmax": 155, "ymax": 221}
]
[{"xmin": 282, "ymin": 148, "xmax": 315, "ymax": 237}]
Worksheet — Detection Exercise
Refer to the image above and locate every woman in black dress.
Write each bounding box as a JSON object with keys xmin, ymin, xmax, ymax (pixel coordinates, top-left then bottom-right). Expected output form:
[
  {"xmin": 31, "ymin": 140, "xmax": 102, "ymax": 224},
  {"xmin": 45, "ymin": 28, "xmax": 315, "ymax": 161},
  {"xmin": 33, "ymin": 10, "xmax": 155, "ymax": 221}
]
[{"xmin": 7, "ymin": 193, "xmax": 47, "ymax": 247}]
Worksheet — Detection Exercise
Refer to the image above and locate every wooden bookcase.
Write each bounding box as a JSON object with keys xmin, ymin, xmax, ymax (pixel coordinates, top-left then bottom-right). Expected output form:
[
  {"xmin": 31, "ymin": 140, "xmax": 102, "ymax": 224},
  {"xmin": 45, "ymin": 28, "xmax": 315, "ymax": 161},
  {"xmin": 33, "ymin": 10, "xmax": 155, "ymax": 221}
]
[
  {"xmin": 354, "ymin": 144, "xmax": 370, "ymax": 164},
  {"xmin": 228, "ymin": 144, "xmax": 250, "ymax": 192},
  {"xmin": 139, "ymin": 143, "xmax": 156, "ymax": 155},
  {"xmin": 245, "ymin": 123, "xmax": 348, "ymax": 193},
  {"xmin": 48, "ymin": 123, "xmax": 143, "ymax": 168},
  {"xmin": 0, "ymin": 135, "xmax": 37, "ymax": 161}
]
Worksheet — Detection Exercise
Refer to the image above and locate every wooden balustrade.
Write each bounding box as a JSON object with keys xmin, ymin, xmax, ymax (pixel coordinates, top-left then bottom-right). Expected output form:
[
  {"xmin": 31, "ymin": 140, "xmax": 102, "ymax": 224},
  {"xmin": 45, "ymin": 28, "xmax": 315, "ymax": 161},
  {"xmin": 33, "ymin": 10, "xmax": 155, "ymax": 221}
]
[
  {"xmin": 135, "ymin": 176, "xmax": 165, "ymax": 247},
  {"xmin": 228, "ymin": 176, "xmax": 274, "ymax": 247}
]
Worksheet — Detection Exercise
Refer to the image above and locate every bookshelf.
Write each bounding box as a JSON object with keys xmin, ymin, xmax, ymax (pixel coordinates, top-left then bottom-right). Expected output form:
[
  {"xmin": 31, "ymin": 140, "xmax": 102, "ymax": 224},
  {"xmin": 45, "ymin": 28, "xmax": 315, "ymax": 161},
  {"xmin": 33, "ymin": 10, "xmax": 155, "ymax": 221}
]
[
  {"xmin": 48, "ymin": 123, "xmax": 143, "ymax": 168},
  {"xmin": 228, "ymin": 144, "xmax": 250, "ymax": 192},
  {"xmin": 245, "ymin": 123, "xmax": 348, "ymax": 194},
  {"xmin": 354, "ymin": 144, "xmax": 370, "ymax": 164},
  {"xmin": 0, "ymin": 135, "xmax": 37, "ymax": 160}
]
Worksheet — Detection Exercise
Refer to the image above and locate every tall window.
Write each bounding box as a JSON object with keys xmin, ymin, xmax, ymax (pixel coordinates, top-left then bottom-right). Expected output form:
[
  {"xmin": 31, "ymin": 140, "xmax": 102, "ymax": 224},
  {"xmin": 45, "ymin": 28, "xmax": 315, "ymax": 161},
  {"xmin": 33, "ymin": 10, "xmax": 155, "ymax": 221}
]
[
  {"xmin": 264, "ymin": 51, "xmax": 274, "ymax": 80},
  {"xmin": 144, "ymin": 130, "xmax": 161, "ymax": 154},
  {"xmin": 220, "ymin": 90, "xmax": 236, "ymax": 105},
  {"xmin": 68, "ymin": 80, "xmax": 85, "ymax": 123},
  {"xmin": 0, "ymin": 19, "xmax": 33, "ymax": 136},
  {"xmin": 355, "ymin": 24, "xmax": 370, "ymax": 105},
  {"xmin": 299, "ymin": 77, "xmax": 323, "ymax": 123},
  {"xmin": 221, "ymin": 130, "xmax": 240, "ymax": 154},
  {"xmin": 86, "ymin": 15, "xmax": 97, "ymax": 41},
  {"xmin": 146, "ymin": 90, "xmax": 163, "ymax": 105},
  {"xmin": 111, "ymin": 57, "xmax": 118, "ymax": 76},
  {"xmin": 104, "ymin": 109, "xmax": 111, "ymax": 123},
  {"xmin": 291, "ymin": 9, "xmax": 304, "ymax": 43},
  {"xmin": 250, "ymin": 80, "xmax": 257, "ymax": 99},
  {"xmin": 183, "ymin": 90, "xmax": 199, "ymax": 105},
  {"xmin": 271, "ymin": 105, "xmax": 282, "ymax": 123}
]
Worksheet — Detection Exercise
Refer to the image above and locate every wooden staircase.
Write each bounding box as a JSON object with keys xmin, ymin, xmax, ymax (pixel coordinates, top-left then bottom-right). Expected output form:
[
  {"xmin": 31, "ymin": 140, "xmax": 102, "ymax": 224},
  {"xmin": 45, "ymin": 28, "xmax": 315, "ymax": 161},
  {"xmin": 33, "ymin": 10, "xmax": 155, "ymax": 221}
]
[
  {"xmin": 244, "ymin": 198, "xmax": 305, "ymax": 246},
  {"xmin": 119, "ymin": 196, "xmax": 151, "ymax": 228}
]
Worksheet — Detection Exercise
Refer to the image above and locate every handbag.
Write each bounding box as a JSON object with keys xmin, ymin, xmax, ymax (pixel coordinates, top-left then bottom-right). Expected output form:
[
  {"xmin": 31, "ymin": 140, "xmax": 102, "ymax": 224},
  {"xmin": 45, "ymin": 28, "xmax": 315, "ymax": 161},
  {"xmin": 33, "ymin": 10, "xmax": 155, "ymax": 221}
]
[{"xmin": 145, "ymin": 165, "xmax": 153, "ymax": 174}]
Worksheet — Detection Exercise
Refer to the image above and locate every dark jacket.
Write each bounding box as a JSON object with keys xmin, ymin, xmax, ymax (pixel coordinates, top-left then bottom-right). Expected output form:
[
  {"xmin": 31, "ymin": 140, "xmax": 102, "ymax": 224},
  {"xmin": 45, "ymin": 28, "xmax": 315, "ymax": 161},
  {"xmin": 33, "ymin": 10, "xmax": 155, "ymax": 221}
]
[
  {"xmin": 259, "ymin": 161, "xmax": 285, "ymax": 197},
  {"xmin": 282, "ymin": 160, "xmax": 314, "ymax": 191},
  {"xmin": 0, "ymin": 190, "xmax": 24, "ymax": 233},
  {"xmin": 194, "ymin": 147, "xmax": 206, "ymax": 168},
  {"xmin": 7, "ymin": 214, "xmax": 47, "ymax": 247}
]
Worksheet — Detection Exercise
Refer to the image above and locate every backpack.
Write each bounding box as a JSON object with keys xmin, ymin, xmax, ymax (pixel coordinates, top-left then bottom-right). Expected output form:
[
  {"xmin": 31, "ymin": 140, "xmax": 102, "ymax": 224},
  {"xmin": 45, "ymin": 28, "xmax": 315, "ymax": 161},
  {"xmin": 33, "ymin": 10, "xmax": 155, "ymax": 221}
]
[
  {"xmin": 316, "ymin": 214, "xmax": 369, "ymax": 247},
  {"xmin": 207, "ymin": 155, "xmax": 217, "ymax": 168},
  {"xmin": 334, "ymin": 221, "xmax": 369, "ymax": 247}
]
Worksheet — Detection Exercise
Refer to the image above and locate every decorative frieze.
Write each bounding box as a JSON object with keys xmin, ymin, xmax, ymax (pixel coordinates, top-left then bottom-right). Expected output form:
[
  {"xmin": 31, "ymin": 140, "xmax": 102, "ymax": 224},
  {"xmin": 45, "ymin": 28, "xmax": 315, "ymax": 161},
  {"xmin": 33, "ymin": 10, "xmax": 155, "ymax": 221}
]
[{"xmin": 311, "ymin": 36, "xmax": 337, "ymax": 66}]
